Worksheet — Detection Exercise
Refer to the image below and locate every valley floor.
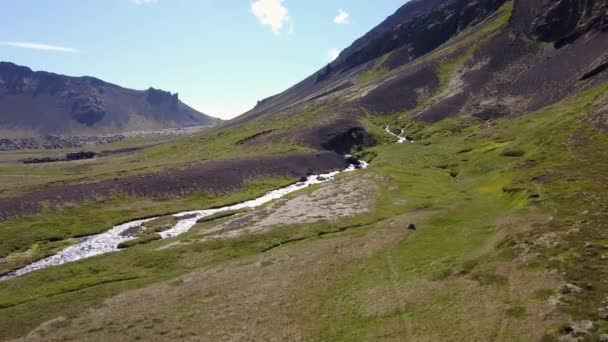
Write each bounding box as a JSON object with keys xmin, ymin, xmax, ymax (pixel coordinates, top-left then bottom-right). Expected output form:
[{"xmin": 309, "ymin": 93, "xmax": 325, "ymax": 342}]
[{"xmin": 1, "ymin": 85, "xmax": 608, "ymax": 341}]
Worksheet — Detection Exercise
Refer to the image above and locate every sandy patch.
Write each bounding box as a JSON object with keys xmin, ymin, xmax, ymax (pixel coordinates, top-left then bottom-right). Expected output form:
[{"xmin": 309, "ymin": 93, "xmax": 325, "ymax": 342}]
[
  {"xmin": 198, "ymin": 175, "xmax": 378, "ymax": 241},
  {"xmin": 255, "ymin": 176, "xmax": 376, "ymax": 228}
]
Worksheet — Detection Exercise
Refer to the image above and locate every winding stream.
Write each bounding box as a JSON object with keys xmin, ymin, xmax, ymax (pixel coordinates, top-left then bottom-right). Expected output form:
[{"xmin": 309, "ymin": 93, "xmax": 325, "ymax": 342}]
[
  {"xmin": 0, "ymin": 159, "xmax": 369, "ymax": 281},
  {"xmin": 384, "ymin": 125, "xmax": 412, "ymax": 144}
]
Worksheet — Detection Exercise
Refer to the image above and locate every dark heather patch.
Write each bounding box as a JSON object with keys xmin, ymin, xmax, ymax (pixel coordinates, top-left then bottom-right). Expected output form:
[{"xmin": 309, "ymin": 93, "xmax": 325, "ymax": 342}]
[
  {"xmin": 235, "ymin": 130, "xmax": 277, "ymax": 145},
  {"xmin": 0, "ymin": 152, "xmax": 348, "ymax": 220}
]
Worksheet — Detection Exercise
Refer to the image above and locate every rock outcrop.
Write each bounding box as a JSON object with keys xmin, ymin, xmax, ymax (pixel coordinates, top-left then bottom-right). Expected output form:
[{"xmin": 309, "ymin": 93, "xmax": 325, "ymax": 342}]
[
  {"xmin": 531, "ymin": 0, "xmax": 608, "ymax": 47},
  {"xmin": 323, "ymin": 0, "xmax": 510, "ymax": 78}
]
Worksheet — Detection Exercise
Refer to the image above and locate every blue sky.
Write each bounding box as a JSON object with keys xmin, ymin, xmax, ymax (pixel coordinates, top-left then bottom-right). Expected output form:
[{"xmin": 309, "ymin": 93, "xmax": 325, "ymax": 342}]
[{"xmin": 1, "ymin": 0, "xmax": 406, "ymax": 119}]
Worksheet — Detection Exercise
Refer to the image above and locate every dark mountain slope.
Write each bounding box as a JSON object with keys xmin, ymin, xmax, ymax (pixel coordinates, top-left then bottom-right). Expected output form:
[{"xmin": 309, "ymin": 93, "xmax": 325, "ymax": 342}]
[
  {"xmin": 229, "ymin": 0, "xmax": 608, "ymax": 153},
  {"xmin": 0, "ymin": 62, "xmax": 220, "ymax": 136}
]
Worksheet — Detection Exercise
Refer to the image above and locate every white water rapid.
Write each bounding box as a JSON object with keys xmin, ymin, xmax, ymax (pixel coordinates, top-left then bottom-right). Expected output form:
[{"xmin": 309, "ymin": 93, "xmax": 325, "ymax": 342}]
[
  {"xmin": 0, "ymin": 159, "xmax": 369, "ymax": 281},
  {"xmin": 384, "ymin": 125, "xmax": 413, "ymax": 144}
]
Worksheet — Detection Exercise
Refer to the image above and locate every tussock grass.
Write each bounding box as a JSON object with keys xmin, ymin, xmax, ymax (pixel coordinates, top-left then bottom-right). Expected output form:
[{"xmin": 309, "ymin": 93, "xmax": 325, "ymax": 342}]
[
  {"xmin": 501, "ymin": 149, "xmax": 526, "ymax": 157},
  {"xmin": 196, "ymin": 210, "xmax": 243, "ymax": 224},
  {"xmin": 117, "ymin": 234, "xmax": 162, "ymax": 249},
  {"xmin": 142, "ymin": 215, "xmax": 179, "ymax": 233}
]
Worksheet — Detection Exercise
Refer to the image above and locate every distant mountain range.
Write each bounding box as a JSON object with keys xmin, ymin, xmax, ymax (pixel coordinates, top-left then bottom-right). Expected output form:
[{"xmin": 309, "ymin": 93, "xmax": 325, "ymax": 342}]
[{"xmin": 0, "ymin": 62, "xmax": 220, "ymax": 136}]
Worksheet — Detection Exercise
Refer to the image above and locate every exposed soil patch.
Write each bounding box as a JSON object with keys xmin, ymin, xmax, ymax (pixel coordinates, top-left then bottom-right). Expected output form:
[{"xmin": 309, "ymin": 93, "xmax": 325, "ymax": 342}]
[
  {"xmin": 255, "ymin": 176, "xmax": 376, "ymax": 228},
  {"xmin": 0, "ymin": 152, "xmax": 348, "ymax": 220},
  {"xmin": 197, "ymin": 175, "xmax": 378, "ymax": 241}
]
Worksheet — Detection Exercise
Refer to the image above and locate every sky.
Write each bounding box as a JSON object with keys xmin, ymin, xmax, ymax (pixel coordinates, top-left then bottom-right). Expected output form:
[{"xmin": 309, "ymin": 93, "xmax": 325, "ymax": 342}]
[{"xmin": 1, "ymin": 0, "xmax": 407, "ymax": 119}]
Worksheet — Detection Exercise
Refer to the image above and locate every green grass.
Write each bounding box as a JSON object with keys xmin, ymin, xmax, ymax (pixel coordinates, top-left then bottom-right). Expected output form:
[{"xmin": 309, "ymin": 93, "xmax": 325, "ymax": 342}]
[
  {"xmin": 142, "ymin": 215, "xmax": 179, "ymax": 233},
  {"xmin": 0, "ymin": 239, "xmax": 77, "ymax": 276},
  {"xmin": 117, "ymin": 233, "xmax": 162, "ymax": 249},
  {"xmin": 0, "ymin": 177, "xmax": 294, "ymax": 267},
  {"xmin": 196, "ymin": 210, "xmax": 244, "ymax": 223},
  {"xmin": 357, "ymin": 52, "xmax": 392, "ymax": 85},
  {"xmin": 0, "ymin": 83, "xmax": 607, "ymax": 340},
  {"xmin": 114, "ymin": 215, "xmax": 181, "ymax": 249},
  {"xmin": 0, "ymin": 107, "xmax": 322, "ymax": 198},
  {"xmin": 501, "ymin": 149, "xmax": 526, "ymax": 157},
  {"xmin": 311, "ymin": 83, "xmax": 608, "ymax": 340}
]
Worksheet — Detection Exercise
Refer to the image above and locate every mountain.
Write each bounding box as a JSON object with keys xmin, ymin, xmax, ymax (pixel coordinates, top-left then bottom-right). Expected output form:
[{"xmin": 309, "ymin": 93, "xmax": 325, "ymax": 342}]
[
  {"xmin": 0, "ymin": 62, "xmax": 221, "ymax": 136},
  {"xmin": 233, "ymin": 0, "xmax": 608, "ymax": 149},
  {"xmin": 3, "ymin": 1, "xmax": 608, "ymax": 341}
]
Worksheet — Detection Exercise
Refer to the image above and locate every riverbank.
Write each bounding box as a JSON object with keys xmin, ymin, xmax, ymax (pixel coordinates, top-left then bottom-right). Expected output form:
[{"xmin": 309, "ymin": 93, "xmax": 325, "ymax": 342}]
[{"xmin": 0, "ymin": 158, "xmax": 367, "ymax": 281}]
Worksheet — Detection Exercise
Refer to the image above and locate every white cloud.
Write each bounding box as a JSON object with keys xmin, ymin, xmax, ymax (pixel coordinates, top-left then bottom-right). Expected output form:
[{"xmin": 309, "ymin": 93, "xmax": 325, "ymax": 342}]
[
  {"xmin": 131, "ymin": 0, "xmax": 158, "ymax": 4},
  {"xmin": 0, "ymin": 41, "xmax": 78, "ymax": 52},
  {"xmin": 333, "ymin": 9, "xmax": 349, "ymax": 24},
  {"xmin": 251, "ymin": 0, "xmax": 291, "ymax": 35},
  {"xmin": 328, "ymin": 48, "xmax": 340, "ymax": 61}
]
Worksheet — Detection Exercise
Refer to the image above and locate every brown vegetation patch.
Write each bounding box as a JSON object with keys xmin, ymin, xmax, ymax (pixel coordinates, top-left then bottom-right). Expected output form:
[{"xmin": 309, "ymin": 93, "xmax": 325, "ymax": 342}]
[
  {"xmin": 356, "ymin": 265, "xmax": 565, "ymax": 341},
  {"xmin": 0, "ymin": 152, "xmax": 348, "ymax": 220},
  {"xmin": 197, "ymin": 175, "xmax": 378, "ymax": 241}
]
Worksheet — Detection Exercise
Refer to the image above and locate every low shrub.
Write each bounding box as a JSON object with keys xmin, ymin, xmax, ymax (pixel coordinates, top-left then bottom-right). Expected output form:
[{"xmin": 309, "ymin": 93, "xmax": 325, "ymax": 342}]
[{"xmin": 501, "ymin": 149, "xmax": 525, "ymax": 157}]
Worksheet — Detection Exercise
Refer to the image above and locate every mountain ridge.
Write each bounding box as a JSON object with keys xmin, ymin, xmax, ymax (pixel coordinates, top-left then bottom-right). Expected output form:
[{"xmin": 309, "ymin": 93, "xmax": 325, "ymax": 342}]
[
  {"xmin": 233, "ymin": 0, "xmax": 608, "ymax": 154},
  {"xmin": 0, "ymin": 61, "xmax": 220, "ymax": 136}
]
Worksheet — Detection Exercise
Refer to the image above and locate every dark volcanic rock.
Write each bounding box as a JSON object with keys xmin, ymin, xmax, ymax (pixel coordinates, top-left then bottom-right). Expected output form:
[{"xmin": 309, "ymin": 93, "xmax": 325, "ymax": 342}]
[
  {"xmin": 213, "ymin": 0, "xmax": 608, "ymax": 152},
  {"xmin": 146, "ymin": 87, "xmax": 178, "ymax": 109},
  {"xmin": 345, "ymin": 156, "xmax": 361, "ymax": 167},
  {"xmin": 531, "ymin": 0, "xmax": 608, "ymax": 47},
  {"xmin": 320, "ymin": 127, "xmax": 371, "ymax": 154},
  {"xmin": 318, "ymin": 0, "xmax": 509, "ymax": 80}
]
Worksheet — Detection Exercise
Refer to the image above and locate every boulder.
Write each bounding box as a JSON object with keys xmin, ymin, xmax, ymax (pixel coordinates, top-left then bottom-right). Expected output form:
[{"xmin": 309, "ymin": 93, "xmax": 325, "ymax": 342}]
[
  {"xmin": 560, "ymin": 283, "xmax": 584, "ymax": 294},
  {"xmin": 547, "ymin": 295, "xmax": 563, "ymax": 308},
  {"xmin": 66, "ymin": 151, "xmax": 96, "ymax": 160},
  {"xmin": 559, "ymin": 321, "xmax": 594, "ymax": 339},
  {"xmin": 345, "ymin": 156, "xmax": 361, "ymax": 167}
]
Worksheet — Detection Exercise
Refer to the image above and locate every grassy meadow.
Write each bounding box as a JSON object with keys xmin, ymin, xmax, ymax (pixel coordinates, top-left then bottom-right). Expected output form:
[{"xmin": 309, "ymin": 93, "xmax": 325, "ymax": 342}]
[{"xmin": 0, "ymin": 84, "xmax": 606, "ymax": 340}]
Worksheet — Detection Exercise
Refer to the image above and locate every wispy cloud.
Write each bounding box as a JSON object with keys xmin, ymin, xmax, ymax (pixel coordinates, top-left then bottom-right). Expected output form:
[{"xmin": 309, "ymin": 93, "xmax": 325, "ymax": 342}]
[
  {"xmin": 131, "ymin": 0, "xmax": 158, "ymax": 4},
  {"xmin": 328, "ymin": 48, "xmax": 340, "ymax": 61},
  {"xmin": 251, "ymin": 0, "xmax": 291, "ymax": 35},
  {"xmin": 333, "ymin": 9, "xmax": 349, "ymax": 25},
  {"xmin": 0, "ymin": 41, "xmax": 78, "ymax": 53}
]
